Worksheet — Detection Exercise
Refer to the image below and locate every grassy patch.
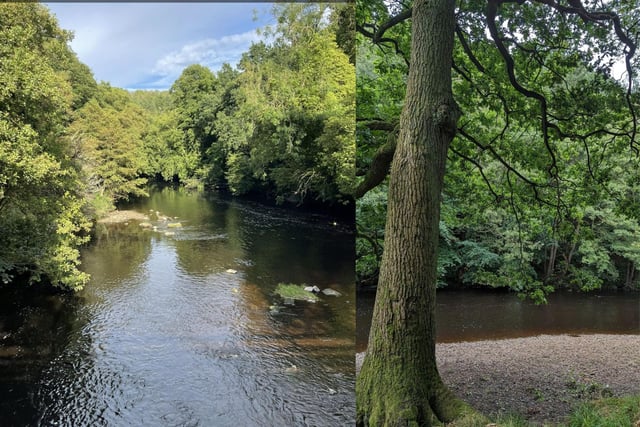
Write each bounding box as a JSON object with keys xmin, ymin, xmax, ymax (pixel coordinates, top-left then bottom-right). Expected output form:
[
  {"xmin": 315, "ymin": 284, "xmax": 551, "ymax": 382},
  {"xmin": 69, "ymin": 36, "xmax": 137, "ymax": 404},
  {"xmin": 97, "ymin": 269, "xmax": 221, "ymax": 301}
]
[
  {"xmin": 527, "ymin": 387, "xmax": 546, "ymax": 402},
  {"xmin": 565, "ymin": 371, "xmax": 613, "ymax": 400},
  {"xmin": 436, "ymin": 395, "xmax": 640, "ymax": 427},
  {"xmin": 567, "ymin": 395, "xmax": 640, "ymax": 427},
  {"xmin": 436, "ymin": 412, "xmax": 491, "ymax": 427},
  {"xmin": 438, "ymin": 412, "xmax": 528, "ymax": 427},
  {"xmin": 274, "ymin": 283, "xmax": 318, "ymax": 303}
]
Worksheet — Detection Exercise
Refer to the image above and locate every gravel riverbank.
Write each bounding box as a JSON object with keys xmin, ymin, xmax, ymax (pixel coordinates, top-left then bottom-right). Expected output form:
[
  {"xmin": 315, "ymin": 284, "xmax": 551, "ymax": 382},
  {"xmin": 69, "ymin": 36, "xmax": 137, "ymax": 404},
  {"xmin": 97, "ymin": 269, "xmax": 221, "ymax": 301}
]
[
  {"xmin": 356, "ymin": 334, "xmax": 640, "ymax": 424},
  {"xmin": 97, "ymin": 209, "xmax": 149, "ymax": 223}
]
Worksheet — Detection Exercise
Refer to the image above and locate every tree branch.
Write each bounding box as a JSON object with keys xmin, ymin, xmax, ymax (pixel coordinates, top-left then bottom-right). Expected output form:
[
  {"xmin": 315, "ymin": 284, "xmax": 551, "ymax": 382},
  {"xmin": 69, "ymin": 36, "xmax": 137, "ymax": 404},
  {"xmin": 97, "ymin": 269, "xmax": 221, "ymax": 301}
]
[
  {"xmin": 358, "ymin": 119, "xmax": 397, "ymax": 132},
  {"xmin": 356, "ymin": 8, "xmax": 413, "ymax": 66},
  {"xmin": 372, "ymin": 8, "xmax": 412, "ymax": 40},
  {"xmin": 531, "ymin": 0, "xmax": 638, "ymax": 153},
  {"xmin": 457, "ymin": 127, "xmax": 560, "ymax": 209},
  {"xmin": 486, "ymin": 0, "xmax": 559, "ymax": 179},
  {"xmin": 449, "ymin": 145, "xmax": 502, "ymax": 202},
  {"xmin": 455, "ymin": 24, "xmax": 485, "ymax": 73},
  {"xmin": 356, "ymin": 228, "xmax": 383, "ymax": 264},
  {"xmin": 354, "ymin": 125, "xmax": 398, "ymax": 199}
]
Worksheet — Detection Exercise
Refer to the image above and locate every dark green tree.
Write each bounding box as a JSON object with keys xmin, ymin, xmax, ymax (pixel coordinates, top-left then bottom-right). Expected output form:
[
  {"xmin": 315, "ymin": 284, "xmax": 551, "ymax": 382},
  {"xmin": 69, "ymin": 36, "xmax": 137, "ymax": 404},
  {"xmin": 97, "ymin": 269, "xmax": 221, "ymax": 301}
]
[
  {"xmin": 170, "ymin": 64, "xmax": 217, "ymax": 163},
  {"xmin": 68, "ymin": 83, "xmax": 149, "ymax": 214},
  {"xmin": 219, "ymin": 3, "xmax": 355, "ymax": 204},
  {"xmin": 0, "ymin": 2, "xmax": 91, "ymax": 290}
]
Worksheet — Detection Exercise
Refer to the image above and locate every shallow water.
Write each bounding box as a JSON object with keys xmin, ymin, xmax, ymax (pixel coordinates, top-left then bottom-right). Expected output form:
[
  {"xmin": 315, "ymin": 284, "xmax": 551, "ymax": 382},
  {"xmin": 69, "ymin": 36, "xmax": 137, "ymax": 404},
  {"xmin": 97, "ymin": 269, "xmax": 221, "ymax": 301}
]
[
  {"xmin": 0, "ymin": 187, "xmax": 355, "ymax": 426},
  {"xmin": 357, "ymin": 288, "xmax": 640, "ymax": 351}
]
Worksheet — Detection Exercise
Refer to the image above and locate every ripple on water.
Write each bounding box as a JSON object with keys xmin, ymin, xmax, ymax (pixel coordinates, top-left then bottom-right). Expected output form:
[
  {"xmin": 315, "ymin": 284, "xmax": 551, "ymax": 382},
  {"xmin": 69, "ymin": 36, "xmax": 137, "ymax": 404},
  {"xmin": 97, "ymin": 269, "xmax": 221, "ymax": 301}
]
[{"xmin": 12, "ymin": 189, "xmax": 355, "ymax": 426}]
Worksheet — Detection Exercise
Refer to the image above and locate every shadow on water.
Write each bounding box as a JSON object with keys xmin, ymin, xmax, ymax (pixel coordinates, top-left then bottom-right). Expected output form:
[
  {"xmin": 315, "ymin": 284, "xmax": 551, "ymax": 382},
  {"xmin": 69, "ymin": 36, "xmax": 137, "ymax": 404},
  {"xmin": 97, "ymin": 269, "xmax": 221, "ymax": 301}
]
[
  {"xmin": 0, "ymin": 283, "xmax": 84, "ymax": 425},
  {"xmin": 1, "ymin": 187, "xmax": 354, "ymax": 426},
  {"xmin": 357, "ymin": 288, "xmax": 640, "ymax": 352}
]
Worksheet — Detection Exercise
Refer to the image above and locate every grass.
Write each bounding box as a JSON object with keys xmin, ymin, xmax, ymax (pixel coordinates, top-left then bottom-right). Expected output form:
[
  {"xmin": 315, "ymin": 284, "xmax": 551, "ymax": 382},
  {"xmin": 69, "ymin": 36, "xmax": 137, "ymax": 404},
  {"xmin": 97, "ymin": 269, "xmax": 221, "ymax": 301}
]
[
  {"xmin": 439, "ymin": 395, "xmax": 640, "ymax": 427},
  {"xmin": 565, "ymin": 371, "xmax": 613, "ymax": 400},
  {"xmin": 438, "ymin": 412, "xmax": 530, "ymax": 427},
  {"xmin": 274, "ymin": 283, "xmax": 319, "ymax": 303},
  {"xmin": 567, "ymin": 395, "xmax": 640, "ymax": 427}
]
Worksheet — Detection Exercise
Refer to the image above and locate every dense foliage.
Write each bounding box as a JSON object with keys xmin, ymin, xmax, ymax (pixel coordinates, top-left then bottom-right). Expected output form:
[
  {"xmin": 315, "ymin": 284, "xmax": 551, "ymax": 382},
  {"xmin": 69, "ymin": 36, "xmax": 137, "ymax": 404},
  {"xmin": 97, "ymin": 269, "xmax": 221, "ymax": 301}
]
[
  {"xmin": 0, "ymin": 3, "xmax": 91, "ymax": 290},
  {"xmin": 356, "ymin": 1, "xmax": 640, "ymax": 301},
  {"xmin": 165, "ymin": 4, "xmax": 356, "ymax": 205},
  {"xmin": 0, "ymin": 3, "xmax": 354, "ymax": 290}
]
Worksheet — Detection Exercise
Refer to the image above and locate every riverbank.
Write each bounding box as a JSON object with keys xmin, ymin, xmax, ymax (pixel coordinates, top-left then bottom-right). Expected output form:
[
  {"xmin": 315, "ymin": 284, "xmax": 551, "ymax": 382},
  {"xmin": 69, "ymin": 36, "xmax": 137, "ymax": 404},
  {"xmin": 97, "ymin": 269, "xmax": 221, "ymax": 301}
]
[{"xmin": 356, "ymin": 334, "xmax": 640, "ymax": 425}]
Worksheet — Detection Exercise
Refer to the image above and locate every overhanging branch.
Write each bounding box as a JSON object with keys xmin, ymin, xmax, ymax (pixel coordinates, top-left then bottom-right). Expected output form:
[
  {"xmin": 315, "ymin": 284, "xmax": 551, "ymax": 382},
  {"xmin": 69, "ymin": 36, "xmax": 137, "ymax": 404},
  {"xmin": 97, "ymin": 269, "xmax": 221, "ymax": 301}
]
[
  {"xmin": 449, "ymin": 145, "xmax": 501, "ymax": 202},
  {"xmin": 531, "ymin": 0, "xmax": 638, "ymax": 153},
  {"xmin": 486, "ymin": 0, "xmax": 559, "ymax": 179},
  {"xmin": 356, "ymin": 7, "xmax": 412, "ymax": 65}
]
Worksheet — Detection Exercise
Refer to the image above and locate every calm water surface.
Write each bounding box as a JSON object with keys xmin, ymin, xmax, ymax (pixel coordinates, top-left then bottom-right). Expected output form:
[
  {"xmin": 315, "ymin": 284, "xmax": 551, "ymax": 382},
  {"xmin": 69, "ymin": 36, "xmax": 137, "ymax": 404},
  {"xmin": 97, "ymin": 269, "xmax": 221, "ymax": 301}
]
[
  {"xmin": 0, "ymin": 187, "xmax": 355, "ymax": 426},
  {"xmin": 357, "ymin": 289, "xmax": 640, "ymax": 352}
]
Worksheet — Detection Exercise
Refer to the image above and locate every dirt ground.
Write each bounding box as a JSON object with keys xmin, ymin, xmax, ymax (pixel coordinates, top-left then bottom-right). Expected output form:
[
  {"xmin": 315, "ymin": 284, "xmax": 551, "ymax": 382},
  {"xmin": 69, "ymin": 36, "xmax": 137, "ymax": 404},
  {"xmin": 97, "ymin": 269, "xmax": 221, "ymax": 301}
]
[{"xmin": 356, "ymin": 334, "xmax": 640, "ymax": 425}]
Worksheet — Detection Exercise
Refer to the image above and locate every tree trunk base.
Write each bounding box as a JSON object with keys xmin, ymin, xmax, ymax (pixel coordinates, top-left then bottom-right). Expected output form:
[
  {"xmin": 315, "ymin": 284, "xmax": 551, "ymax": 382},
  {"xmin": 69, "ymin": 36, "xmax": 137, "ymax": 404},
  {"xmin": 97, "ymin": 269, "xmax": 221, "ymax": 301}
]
[{"xmin": 357, "ymin": 356, "xmax": 486, "ymax": 426}]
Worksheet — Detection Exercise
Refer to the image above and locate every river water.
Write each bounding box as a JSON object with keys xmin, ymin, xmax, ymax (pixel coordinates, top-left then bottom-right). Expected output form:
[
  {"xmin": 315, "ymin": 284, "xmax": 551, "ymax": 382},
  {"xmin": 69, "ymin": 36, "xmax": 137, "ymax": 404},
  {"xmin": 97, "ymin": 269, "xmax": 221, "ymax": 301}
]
[
  {"xmin": 358, "ymin": 288, "xmax": 640, "ymax": 352},
  {"xmin": 0, "ymin": 187, "xmax": 355, "ymax": 426}
]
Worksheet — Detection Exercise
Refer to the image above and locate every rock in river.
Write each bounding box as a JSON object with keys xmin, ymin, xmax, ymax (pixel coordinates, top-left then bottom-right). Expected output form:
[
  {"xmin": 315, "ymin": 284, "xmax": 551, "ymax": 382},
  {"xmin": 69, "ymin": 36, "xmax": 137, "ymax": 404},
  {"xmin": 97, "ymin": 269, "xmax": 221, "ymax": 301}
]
[
  {"xmin": 284, "ymin": 364, "xmax": 299, "ymax": 373},
  {"xmin": 304, "ymin": 285, "xmax": 320, "ymax": 293},
  {"xmin": 321, "ymin": 288, "xmax": 341, "ymax": 297}
]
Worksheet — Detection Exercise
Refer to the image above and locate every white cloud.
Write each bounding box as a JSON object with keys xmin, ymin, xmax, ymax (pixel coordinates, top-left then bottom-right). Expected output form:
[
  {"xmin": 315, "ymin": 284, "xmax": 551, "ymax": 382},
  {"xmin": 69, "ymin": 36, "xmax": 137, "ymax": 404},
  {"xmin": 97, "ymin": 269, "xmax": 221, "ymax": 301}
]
[{"xmin": 153, "ymin": 30, "xmax": 262, "ymax": 78}]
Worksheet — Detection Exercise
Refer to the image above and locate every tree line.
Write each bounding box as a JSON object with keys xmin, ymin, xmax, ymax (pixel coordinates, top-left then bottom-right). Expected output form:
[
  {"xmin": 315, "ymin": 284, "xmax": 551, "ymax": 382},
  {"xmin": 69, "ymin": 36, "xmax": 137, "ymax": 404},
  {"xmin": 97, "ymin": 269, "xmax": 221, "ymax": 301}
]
[{"xmin": 0, "ymin": 2, "xmax": 355, "ymax": 290}]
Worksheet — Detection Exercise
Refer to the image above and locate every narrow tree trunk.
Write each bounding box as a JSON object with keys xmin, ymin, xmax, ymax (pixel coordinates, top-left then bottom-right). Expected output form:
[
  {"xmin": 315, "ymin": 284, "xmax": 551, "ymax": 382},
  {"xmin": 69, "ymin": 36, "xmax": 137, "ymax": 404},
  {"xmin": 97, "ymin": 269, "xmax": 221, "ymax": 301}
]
[
  {"xmin": 625, "ymin": 261, "xmax": 635, "ymax": 289},
  {"xmin": 356, "ymin": 1, "xmax": 478, "ymax": 425},
  {"xmin": 546, "ymin": 242, "xmax": 557, "ymax": 280},
  {"xmin": 561, "ymin": 222, "xmax": 579, "ymax": 279}
]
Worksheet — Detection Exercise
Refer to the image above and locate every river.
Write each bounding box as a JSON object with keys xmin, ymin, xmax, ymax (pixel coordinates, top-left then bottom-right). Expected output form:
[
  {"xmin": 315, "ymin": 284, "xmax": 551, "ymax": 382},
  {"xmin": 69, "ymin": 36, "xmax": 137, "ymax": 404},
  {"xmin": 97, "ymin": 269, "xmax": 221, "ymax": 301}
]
[
  {"xmin": 357, "ymin": 288, "xmax": 640, "ymax": 352},
  {"xmin": 0, "ymin": 187, "xmax": 355, "ymax": 426}
]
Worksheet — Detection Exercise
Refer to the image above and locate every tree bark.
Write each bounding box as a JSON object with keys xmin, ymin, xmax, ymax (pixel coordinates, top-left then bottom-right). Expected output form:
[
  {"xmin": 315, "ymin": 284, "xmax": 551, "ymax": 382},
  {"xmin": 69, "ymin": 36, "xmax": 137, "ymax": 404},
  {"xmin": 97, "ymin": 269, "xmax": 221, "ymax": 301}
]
[{"xmin": 356, "ymin": 0, "xmax": 478, "ymax": 425}]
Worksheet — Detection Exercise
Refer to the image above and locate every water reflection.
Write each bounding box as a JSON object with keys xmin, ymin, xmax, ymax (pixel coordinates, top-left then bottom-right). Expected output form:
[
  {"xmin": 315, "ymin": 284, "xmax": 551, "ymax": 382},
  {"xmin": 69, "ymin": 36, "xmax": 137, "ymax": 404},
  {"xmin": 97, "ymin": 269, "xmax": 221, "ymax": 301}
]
[{"xmin": 1, "ymin": 187, "xmax": 354, "ymax": 425}]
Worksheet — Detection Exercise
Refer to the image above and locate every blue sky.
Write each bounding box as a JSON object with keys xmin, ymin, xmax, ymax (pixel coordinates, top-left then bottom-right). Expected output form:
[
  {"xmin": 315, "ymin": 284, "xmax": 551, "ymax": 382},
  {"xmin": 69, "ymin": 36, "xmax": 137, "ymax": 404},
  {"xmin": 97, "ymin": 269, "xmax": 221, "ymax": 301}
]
[{"xmin": 45, "ymin": 3, "xmax": 275, "ymax": 90}]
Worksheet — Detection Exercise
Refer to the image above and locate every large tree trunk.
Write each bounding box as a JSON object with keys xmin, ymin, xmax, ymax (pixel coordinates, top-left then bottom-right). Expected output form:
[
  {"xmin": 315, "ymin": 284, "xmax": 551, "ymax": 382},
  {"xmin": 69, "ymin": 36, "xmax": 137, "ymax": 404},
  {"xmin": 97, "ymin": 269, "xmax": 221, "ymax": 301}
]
[{"xmin": 356, "ymin": 0, "xmax": 477, "ymax": 425}]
